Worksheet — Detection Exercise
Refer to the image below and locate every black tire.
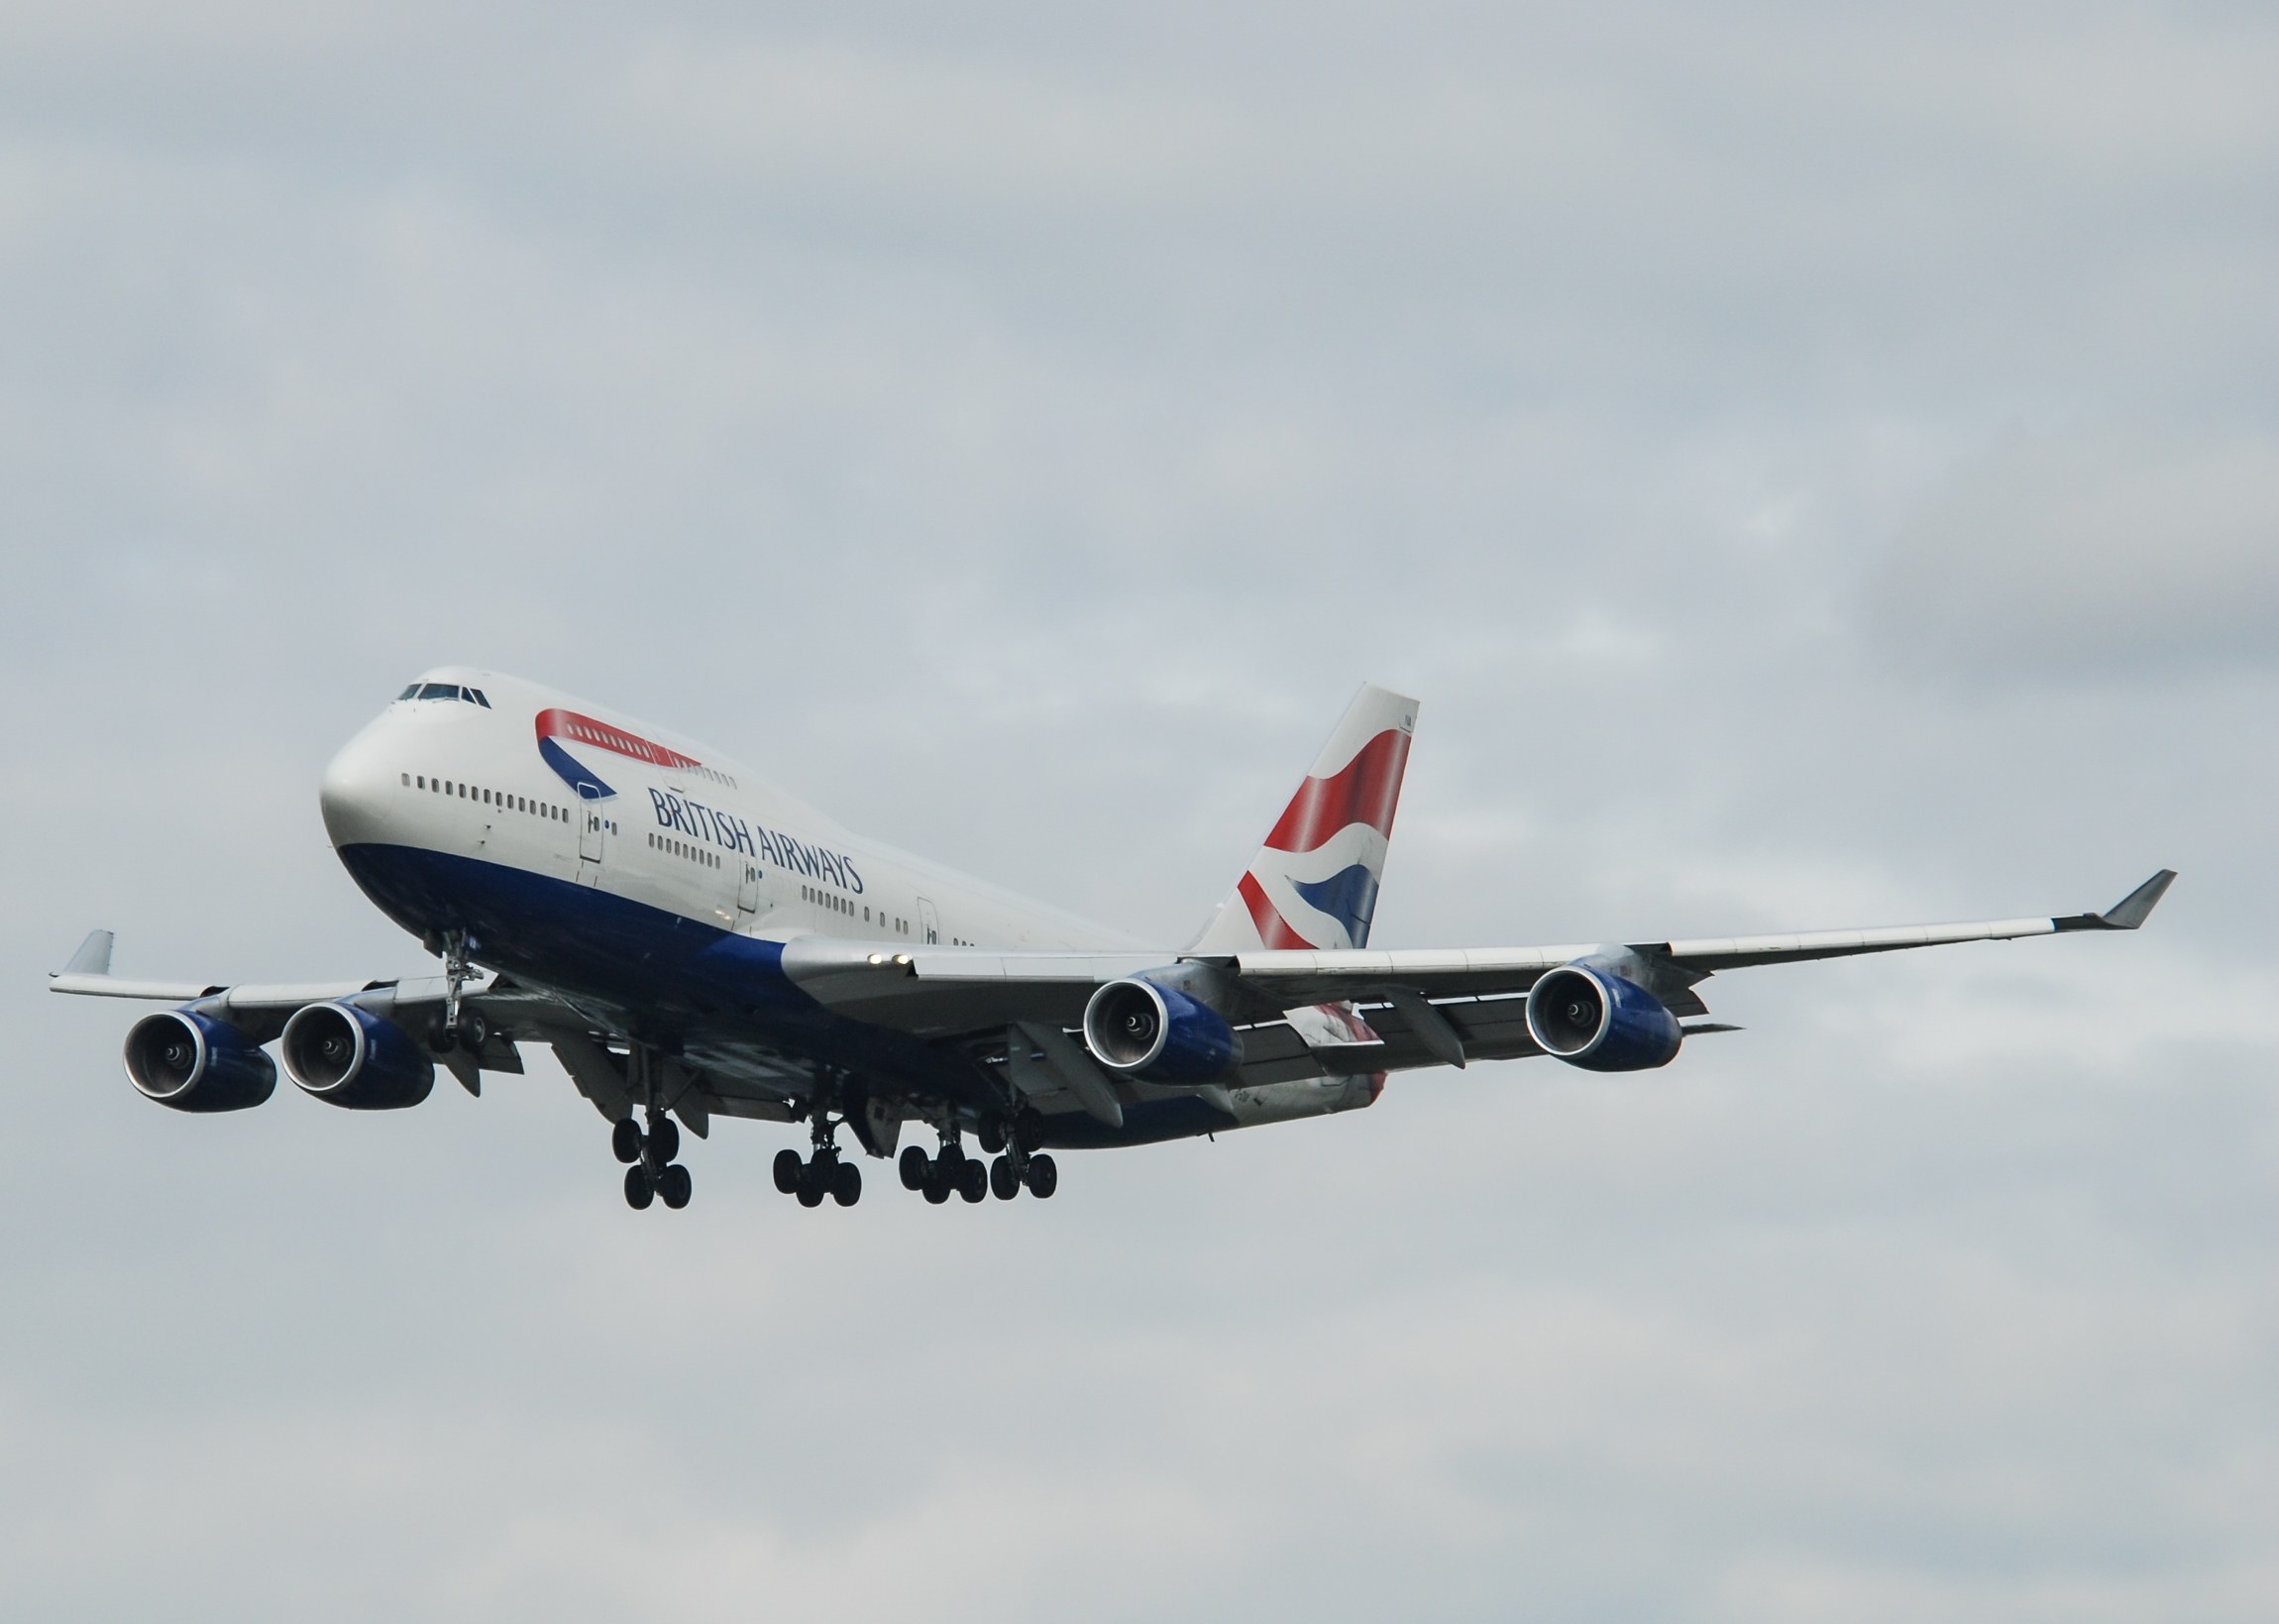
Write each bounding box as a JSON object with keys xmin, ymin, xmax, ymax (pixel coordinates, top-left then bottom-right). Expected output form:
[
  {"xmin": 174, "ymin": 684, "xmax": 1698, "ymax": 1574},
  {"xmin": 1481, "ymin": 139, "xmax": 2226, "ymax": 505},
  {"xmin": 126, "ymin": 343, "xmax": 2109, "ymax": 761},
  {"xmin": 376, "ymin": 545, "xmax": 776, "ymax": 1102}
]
[
  {"xmin": 660, "ymin": 1163, "xmax": 692, "ymax": 1210},
  {"xmin": 427, "ymin": 1017, "xmax": 456, "ymax": 1054},
  {"xmin": 1015, "ymin": 1108, "xmax": 1047, "ymax": 1151},
  {"xmin": 832, "ymin": 1160, "xmax": 862, "ymax": 1207},
  {"xmin": 938, "ymin": 1139, "xmax": 966, "ymax": 1172},
  {"xmin": 990, "ymin": 1155, "xmax": 1020, "ymax": 1200},
  {"xmin": 648, "ymin": 1116, "xmax": 681, "ymax": 1164},
  {"xmin": 899, "ymin": 1145, "xmax": 928, "ymax": 1191},
  {"xmin": 1025, "ymin": 1153, "xmax": 1057, "ymax": 1199},
  {"xmin": 459, "ymin": 1013, "xmax": 489, "ymax": 1050},
  {"xmin": 623, "ymin": 1165, "xmax": 654, "ymax": 1209},
  {"xmin": 922, "ymin": 1167, "xmax": 951, "ymax": 1205},
  {"xmin": 774, "ymin": 1147, "xmax": 804, "ymax": 1194},
  {"xmin": 612, "ymin": 1118, "xmax": 643, "ymax": 1164},
  {"xmin": 796, "ymin": 1166, "xmax": 826, "ymax": 1208},
  {"xmin": 958, "ymin": 1157, "xmax": 988, "ymax": 1203},
  {"xmin": 977, "ymin": 1113, "xmax": 1009, "ymax": 1154}
]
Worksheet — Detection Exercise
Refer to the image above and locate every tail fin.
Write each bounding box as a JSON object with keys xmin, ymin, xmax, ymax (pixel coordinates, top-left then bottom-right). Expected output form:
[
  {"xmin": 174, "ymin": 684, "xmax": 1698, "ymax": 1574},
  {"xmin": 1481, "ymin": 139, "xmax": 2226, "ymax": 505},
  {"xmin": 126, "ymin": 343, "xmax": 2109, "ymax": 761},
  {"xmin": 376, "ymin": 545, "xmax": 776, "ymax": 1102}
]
[{"xmin": 1189, "ymin": 685, "xmax": 1419, "ymax": 953}]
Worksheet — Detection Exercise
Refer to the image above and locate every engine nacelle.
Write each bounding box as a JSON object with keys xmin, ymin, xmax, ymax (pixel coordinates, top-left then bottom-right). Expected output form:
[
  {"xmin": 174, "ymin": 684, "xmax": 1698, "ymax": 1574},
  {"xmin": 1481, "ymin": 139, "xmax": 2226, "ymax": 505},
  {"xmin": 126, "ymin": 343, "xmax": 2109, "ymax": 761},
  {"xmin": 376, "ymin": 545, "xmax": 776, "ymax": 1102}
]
[
  {"xmin": 280, "ymin": 1002, "xmax": 435, "ymax": 1111},
  {"xmin": 124, "ymin": 1011, "xmax": 277, "ymax": 1113},
  {"xmin": 1525, "ymin": 963, "xmax": 1682, "ymax": 1072},
  {"xmin": 1082, "ymin": 978, "xmax": 1240, "ymax": 1084}
]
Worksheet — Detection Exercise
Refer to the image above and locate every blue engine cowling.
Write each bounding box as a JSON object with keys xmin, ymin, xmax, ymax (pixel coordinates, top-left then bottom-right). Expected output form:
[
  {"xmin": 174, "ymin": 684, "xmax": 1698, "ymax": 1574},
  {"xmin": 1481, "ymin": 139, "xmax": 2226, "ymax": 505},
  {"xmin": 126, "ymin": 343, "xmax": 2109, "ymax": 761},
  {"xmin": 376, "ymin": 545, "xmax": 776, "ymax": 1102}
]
[
  {"xmin": 280, "ymin": 1002, "xmax": 436, "ymax": 1111},
  {"xmin": 1082, "ymin": 979, "xmax": 1239, "ymax": 1084},
  {"xmin": 1525, "ymin": 964, "xmax": 1682, "ymax": 1072},
  {"xmin": 124, "ymin": 1010, "xmax": 278, "ymax": 1113}
]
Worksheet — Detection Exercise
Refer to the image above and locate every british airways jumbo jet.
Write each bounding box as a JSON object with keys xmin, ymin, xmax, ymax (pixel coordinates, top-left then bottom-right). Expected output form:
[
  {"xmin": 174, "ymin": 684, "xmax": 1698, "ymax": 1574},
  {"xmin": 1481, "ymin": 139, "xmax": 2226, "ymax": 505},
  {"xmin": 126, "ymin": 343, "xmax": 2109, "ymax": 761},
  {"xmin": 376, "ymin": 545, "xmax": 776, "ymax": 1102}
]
[{"xmin": 53, "ymin": 670, "xmax": 2174, "ymax": 1212}]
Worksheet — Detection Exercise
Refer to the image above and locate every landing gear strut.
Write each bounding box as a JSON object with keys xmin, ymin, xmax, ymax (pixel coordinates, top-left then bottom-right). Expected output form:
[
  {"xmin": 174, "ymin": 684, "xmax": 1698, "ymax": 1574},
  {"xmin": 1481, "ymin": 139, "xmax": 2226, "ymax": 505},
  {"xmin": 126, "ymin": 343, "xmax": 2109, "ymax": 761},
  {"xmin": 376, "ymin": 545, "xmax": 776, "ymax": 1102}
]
[
  {"xmin": 423, "ymin": 930, "xmax": 487, "ymax": 1052},
  {"xmin": 776, "ymin": 1092, "xmax": 861, "ymax": 1209},
  {"xmin": 900, "ymin": 1123, "xmax": 1021, "ymax": 1205},
  {"xmin": 619, "ymin": 1103, "xmax": 693, "ymax": 1211}
]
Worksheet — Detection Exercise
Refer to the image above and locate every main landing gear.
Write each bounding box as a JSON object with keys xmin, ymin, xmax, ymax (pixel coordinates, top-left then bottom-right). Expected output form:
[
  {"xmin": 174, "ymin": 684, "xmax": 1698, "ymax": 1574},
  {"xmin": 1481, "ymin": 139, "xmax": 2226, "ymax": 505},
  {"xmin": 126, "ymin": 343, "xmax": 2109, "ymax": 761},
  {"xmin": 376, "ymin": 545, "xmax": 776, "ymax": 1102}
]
[
  {"xmin": 901, "ymin": 1111, "xmax": 1056, "ymax": 1204},
  {"xmin": 616, "ymin": 1108, "xmax": 693, "ymax": 1211},
  {"xmin": 773, "ymin": 1101, "xmax": 861, "ymax": 1208}
]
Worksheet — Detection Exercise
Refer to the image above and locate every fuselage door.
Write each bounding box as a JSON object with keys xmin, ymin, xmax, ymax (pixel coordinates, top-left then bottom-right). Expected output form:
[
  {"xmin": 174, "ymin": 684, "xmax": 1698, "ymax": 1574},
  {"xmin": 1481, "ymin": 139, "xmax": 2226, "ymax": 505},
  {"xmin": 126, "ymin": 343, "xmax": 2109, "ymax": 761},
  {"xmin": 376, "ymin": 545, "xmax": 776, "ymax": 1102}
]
[
  {"xmin": 577, "ymin": 787, "xmax": 606, "ymax": 881},
  {"xmin": 919, "ymin": 897, "xmax": 939, "ymax": 945},
  {"xmin": 736, "ymin": 859, "xmax": 760, "ymax": 923}
]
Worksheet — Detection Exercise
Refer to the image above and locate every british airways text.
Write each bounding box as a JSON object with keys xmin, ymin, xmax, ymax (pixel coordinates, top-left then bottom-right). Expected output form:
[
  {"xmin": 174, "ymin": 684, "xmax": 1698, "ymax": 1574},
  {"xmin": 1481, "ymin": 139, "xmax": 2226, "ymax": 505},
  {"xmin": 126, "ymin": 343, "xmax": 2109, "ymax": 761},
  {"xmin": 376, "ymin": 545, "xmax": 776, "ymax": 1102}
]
[{"xmin": 648, "ymin": 789, "xmax": 864, "ymax": 893}]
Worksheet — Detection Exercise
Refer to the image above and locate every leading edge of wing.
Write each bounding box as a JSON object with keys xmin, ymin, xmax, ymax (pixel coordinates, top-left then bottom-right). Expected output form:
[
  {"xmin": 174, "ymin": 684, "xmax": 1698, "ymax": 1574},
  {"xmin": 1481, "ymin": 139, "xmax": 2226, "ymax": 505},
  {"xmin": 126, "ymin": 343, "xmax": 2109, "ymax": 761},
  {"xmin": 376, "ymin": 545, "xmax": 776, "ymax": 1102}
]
[{"xmin": 1222, "ymin": 868, "xmax": 2177, "ymax": 993}]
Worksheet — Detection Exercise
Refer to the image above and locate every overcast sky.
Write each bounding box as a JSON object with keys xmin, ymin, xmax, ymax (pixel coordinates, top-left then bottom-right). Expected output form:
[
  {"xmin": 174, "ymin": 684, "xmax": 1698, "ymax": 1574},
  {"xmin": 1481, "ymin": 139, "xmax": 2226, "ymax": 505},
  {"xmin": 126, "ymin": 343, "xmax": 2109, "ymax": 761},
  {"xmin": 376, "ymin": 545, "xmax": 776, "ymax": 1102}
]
[{"xmin": 3, "ymin": 3, "xmax": 2274, "ymax": 1619}]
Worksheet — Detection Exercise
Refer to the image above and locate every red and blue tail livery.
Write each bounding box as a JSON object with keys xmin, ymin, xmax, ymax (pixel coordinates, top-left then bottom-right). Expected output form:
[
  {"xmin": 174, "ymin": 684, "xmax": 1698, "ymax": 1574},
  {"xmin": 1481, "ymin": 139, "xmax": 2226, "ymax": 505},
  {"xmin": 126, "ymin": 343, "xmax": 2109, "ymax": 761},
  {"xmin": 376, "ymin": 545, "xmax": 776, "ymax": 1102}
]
[{"xmin": 1195, "ymin": 684, "xmax": 1418, "ymax": 953}]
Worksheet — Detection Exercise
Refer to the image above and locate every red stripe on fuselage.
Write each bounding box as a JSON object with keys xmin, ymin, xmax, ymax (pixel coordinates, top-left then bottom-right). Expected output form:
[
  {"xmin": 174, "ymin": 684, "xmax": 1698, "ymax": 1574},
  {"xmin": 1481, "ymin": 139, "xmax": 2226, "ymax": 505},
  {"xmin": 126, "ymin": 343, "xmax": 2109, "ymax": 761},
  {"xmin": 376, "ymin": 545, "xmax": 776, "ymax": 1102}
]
[
  {"xmin": 1237, "ymin": 872, "xmax": 1314, "ymax": 949},
  {"xmin": 1262, "ymin": 728, "xmax": 1411, "ymax": 855},
  {"xmin": 534, "ymin": 708, "xmax": 702, "ymax": 771}
]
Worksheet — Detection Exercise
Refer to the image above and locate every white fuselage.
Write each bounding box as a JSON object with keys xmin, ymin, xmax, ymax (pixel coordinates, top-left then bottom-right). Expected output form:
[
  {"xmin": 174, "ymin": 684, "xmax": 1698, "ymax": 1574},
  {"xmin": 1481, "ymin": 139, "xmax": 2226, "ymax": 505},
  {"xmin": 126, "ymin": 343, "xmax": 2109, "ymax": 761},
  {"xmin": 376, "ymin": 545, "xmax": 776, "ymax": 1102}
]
[{"xmin": 318, "ymin": 666, "xmax": 1144, "ymax": 959}]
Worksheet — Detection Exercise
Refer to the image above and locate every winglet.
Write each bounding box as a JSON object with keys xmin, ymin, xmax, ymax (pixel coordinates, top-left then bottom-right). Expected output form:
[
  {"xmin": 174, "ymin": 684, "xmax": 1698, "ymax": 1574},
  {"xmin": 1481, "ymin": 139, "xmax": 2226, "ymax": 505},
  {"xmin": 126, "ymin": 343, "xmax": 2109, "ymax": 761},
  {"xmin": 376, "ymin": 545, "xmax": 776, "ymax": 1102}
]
[
  {"xmin": 2054, "ymin": 869, "xmax": 2177, "ymax": 932},
  {"xmin": 62, "ymin": 929, "xmax": 115, "ymax": 977}
]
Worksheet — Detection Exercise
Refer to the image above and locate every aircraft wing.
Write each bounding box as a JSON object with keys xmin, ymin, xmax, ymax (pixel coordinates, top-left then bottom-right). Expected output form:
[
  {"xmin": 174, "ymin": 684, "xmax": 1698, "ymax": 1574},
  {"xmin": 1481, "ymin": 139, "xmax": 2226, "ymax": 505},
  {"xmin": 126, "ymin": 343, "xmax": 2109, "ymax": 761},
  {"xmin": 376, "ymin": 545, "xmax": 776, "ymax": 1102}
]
[
  {"xmin": 781, "ymin": 870, "xmax": 2177, "ymax": 1078},
  {"xmin": 1218, "ymin": 867, "xmax": 2178, "ymax": 1007}
]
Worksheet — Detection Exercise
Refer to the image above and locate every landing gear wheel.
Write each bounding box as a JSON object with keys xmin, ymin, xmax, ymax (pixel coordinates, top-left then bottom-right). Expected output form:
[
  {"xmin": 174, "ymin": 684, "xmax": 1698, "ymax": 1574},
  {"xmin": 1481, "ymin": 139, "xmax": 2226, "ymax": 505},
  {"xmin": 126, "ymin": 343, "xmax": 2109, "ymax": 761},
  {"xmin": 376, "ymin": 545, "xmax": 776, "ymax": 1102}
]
[
  {"xmin": 623, "ymin": 1165, "xmax": 655, "ymax": 1209},
  {"xmin": 978, "ymin": 1113, "xmax": 1009, "ymax": 1154},
  {"xmin": 922, "ymin": 1164, "xmax": 951, "ymax": 1205},
  {"xmin": 958, "ymin": 1157, "xmax": 988, "ymax": 1203},
  {"xmin": 647, "ymin": 1116, "xmax": 681, "ymax": 1163},
  {"xmin": 774, "ymin": 1148, "xmax": 804, "ymax": 1194},
  {"xmin": 832, "ymin": 1160, "xmax": 862, "ymax": 1206},
  {"xmin": 990, "ymin": 1155, "xmax": 1020, "ymax": 1200},
  {"xmin": 1024, "ymin": 1153, "xmax": 1057, "ymax": 1199},
  {"xmin": 1015, "ymin": 1108, "xmax": 1047, "ymax": 1151},
  {"xmin": 427, "ymin": 1017, "xmax": 457, "ymax": 1054},
  {"xmin": 796, "ymin": 1164, "xmax": 827, "ymax": 1208},
  {"xmin": 612, "ymin": 1119, "xmax": 642, "ymax": 1164},
  {"xmin": 459, "ymin": 1012, "xmax": 489, "ymax": 1050},
  {"xmin": 900, "ymin": 1145, "xmax": 928, "ymax": 1191},
  {"xmin": 660, "ymin": 1163, "xmax": 692, "ymax": 1209}
]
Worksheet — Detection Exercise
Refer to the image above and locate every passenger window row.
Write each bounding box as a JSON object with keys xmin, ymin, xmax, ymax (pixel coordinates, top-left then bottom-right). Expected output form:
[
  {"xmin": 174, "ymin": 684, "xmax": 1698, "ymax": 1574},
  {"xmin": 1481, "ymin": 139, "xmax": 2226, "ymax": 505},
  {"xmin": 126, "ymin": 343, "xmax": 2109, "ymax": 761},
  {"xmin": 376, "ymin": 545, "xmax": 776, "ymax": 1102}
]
[
  {"xmin": 403, "ymin": 773, "xmax": 568, "ymax": 821},
  {"xmin": 649, "ymin": 832, "xmax": 719, "ymax": 869}
]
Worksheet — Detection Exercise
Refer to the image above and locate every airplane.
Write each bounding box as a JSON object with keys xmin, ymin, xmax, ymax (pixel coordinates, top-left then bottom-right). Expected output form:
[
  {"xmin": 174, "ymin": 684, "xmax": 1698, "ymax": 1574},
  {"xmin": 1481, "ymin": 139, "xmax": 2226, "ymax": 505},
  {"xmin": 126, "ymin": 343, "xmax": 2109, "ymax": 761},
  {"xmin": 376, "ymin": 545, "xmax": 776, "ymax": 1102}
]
[{"xmin": 51, "ymin": 670, "xmax": 2176, "ymax": 1212}]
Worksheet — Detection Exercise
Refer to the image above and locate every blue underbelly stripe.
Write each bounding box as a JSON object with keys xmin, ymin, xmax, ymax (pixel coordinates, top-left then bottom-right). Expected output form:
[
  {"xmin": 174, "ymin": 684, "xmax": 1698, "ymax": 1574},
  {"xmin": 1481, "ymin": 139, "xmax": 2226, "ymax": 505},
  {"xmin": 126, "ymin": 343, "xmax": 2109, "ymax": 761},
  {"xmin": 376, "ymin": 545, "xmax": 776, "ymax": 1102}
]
[{"xmin": 332, "ymin": 841, "xmax": 969, "ymax": 1094}]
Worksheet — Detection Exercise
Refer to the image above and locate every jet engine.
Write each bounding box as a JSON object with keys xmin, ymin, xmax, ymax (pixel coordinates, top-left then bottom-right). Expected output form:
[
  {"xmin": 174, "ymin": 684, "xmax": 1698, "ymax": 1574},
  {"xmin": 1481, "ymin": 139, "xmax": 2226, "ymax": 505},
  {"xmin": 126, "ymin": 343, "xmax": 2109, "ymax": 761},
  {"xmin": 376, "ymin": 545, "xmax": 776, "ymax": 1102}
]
[
  {"xmin": 280, "ymin": 1002, "xmax": 436, "ymax": 1110},
  {"xmin": 1525, "ymin": 963, "xmax": 1682, "ymax": 1072},
  {"xmin": 124, "ymin": 1010, "xmax": 278, "ymax": 1113},
  {"xmin": 1082, "ymin": 978, "xmax": 1240, "ymax": 1083}
]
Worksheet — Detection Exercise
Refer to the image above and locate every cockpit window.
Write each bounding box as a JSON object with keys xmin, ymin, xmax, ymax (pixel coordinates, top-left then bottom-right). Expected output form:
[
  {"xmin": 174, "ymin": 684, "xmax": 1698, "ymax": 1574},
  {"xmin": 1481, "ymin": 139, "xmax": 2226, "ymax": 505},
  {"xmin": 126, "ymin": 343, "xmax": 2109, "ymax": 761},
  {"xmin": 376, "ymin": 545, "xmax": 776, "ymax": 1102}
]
[{"xmin": 400, "ymin": 681, "xmax": 490, "ymax": 705}]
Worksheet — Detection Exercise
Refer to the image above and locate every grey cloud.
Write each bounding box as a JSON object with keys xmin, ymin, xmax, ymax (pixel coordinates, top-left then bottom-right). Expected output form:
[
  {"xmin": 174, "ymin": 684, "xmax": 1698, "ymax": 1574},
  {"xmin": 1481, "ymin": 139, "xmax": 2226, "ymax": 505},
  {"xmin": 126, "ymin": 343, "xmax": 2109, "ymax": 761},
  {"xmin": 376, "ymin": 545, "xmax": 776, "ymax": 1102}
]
[
  {"xmin": 1866, "ymin": 426, "xmax": 2279, "ymax": 678},
  {"xmin": 1, "ymin": 2, "xmax": 2275, "ymax": 1619}
]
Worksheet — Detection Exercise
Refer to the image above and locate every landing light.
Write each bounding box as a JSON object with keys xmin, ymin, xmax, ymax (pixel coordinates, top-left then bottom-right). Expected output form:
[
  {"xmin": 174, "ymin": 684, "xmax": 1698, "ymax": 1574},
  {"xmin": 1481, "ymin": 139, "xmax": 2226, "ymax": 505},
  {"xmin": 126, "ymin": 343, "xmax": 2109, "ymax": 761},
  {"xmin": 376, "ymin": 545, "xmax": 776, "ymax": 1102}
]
[
  {"xmin": 867, "ymin": 954, "xmax": 885, "ymax": 965},
  {"xmin": 894, "ymin": 954, "xmax": 912, "ymax": 966}
]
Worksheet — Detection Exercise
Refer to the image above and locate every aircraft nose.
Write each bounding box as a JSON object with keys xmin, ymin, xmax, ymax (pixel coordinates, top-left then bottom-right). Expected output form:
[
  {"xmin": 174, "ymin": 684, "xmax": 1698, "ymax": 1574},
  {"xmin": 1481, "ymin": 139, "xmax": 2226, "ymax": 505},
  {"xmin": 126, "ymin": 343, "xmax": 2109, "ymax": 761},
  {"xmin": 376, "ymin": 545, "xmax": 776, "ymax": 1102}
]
[{"xmin": 319, "ymin": 721, "xmax": 400, "ymax": 850}]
